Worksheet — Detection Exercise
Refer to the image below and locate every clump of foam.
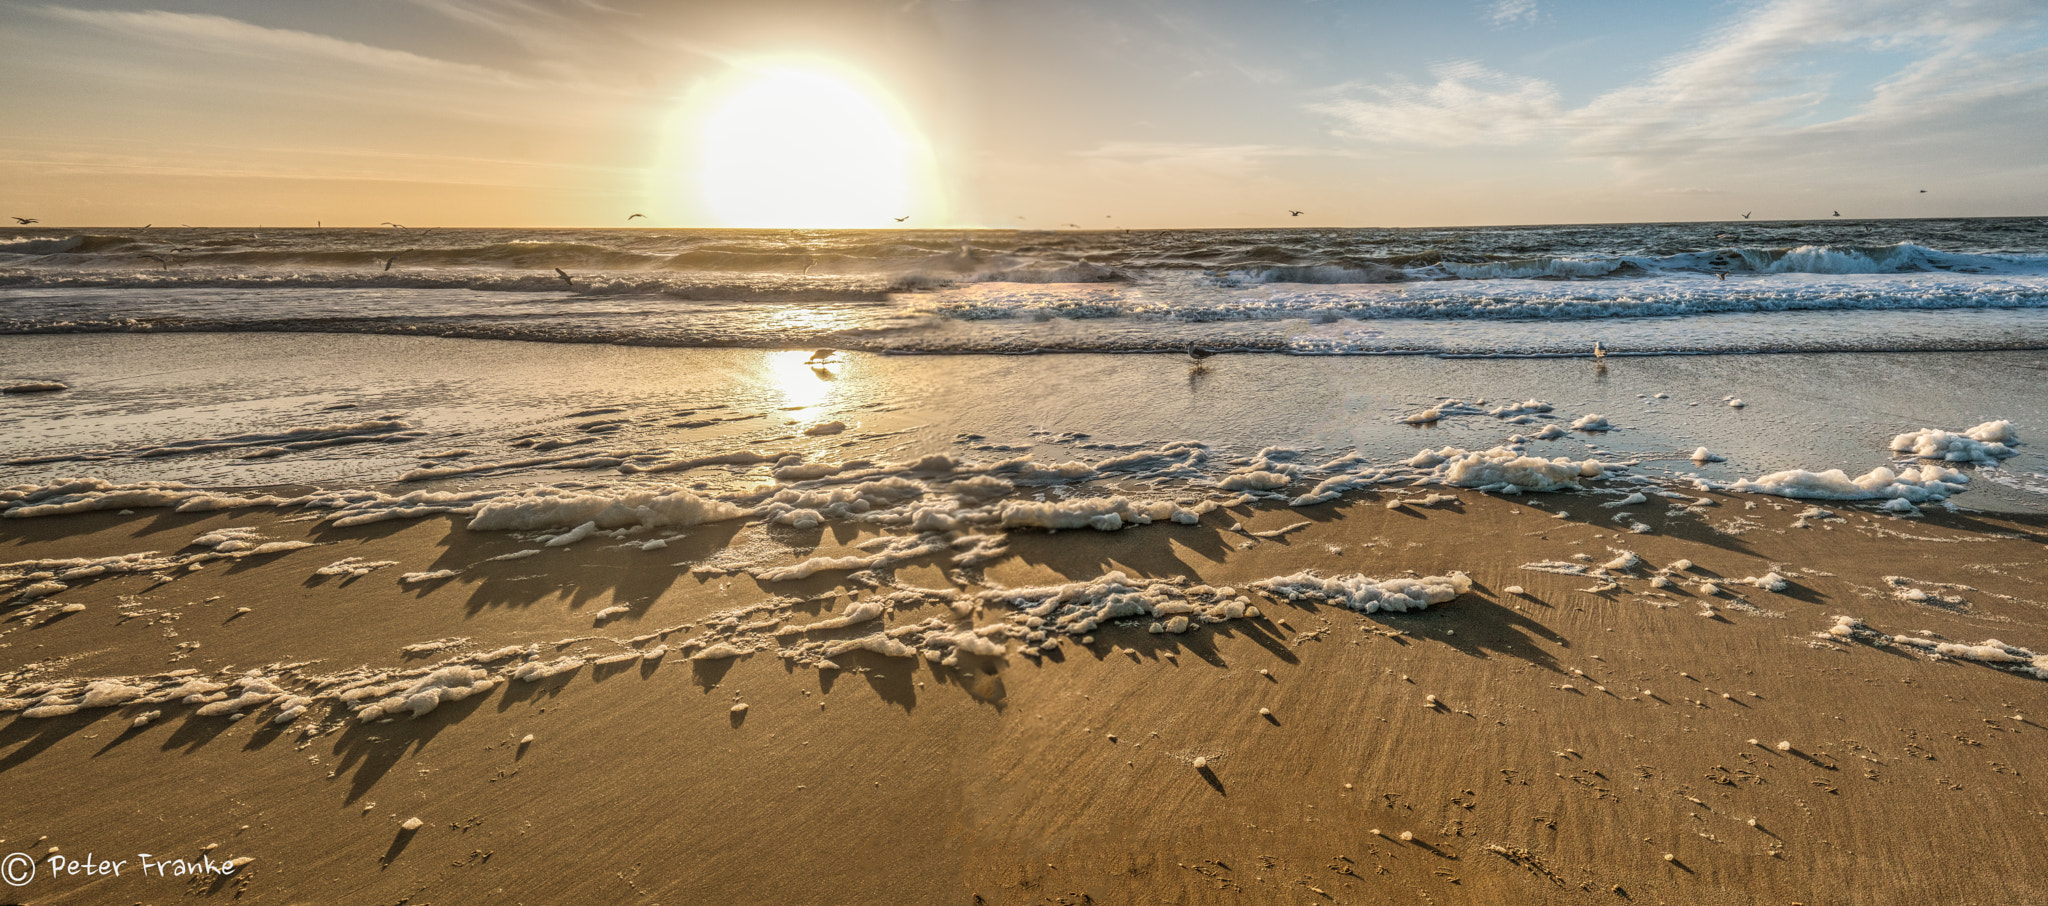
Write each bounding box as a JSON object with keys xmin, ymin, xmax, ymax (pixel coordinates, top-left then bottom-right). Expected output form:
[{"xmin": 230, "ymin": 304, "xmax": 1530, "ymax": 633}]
[
  {"xmin": 996, "ymin": 496, "xmax": 1206, "ymax": 532},
  {"xmin": 1253, "ymin": 571, "xmax": 1472, "ymax": 614},
  {"xmin": 1720, "ymin": 464, "xmax": 1968, "ymax": 503},
  {"xmin": 1570, "ymin": 414, "xmax": 1613, "ymax": 432},
  {"xmin": 1421, "ymin": 446, "xmax": 1608, "ymax": 494},
  {"xmin": 316, "ymin": 558, "xmax": 399, "ymax": 579},
  {"xmin": 1889, "ymin": 421, "xmax": 2020, "ymax": 465},
  {"xmin": 469, "ymin": 486, "xmax": 749, "ymax": 531},
  {"xmin": 1823, "ymin": 616, "xmax": 2047, "ymax": 680}
]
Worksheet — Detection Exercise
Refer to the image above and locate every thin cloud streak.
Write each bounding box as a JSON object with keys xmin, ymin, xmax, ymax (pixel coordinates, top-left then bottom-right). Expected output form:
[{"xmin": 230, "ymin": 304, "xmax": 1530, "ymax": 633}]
[{"xmin": 1309, "ymin": 0, "xmax": 2048, "ymax": 174}]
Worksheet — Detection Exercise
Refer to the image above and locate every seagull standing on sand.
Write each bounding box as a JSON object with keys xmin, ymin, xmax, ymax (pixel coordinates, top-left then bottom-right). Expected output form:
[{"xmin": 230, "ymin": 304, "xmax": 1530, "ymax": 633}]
[
  {"xmin": 807, "ymin": 349, "xmax": 836, "ymax": 364},
  {"xmin": 1593, "ymin": 341, "xmax": 1606, "ymax": 358},
  {"xmin": 555, "ymin": 268, "xmax": 575, "ymax": 287}
]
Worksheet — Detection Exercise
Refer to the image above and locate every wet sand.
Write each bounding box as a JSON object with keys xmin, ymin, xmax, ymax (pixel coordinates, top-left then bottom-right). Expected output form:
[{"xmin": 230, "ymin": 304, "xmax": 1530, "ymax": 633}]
[{"xmin": 5, "ymin": 487, "xmax": 2047, "ymax": 905}]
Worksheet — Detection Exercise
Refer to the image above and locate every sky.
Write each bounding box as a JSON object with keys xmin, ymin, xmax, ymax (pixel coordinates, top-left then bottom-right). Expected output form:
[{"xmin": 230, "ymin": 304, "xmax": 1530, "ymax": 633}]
[{"xmin": 3, "ymin": 0, "xmax": 2045, "ymax": 229}]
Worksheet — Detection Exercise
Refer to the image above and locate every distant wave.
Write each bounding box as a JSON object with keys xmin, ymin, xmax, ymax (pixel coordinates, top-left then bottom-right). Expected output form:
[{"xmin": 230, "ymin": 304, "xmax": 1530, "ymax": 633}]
[{"xmin": 911, "ymin": 274, "xmax": 2048, "ymax": 323}]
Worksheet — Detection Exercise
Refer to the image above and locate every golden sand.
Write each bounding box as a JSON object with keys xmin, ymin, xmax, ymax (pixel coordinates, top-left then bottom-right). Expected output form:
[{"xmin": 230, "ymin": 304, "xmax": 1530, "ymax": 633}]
[{"xmin": 3, "ymin": 489, "xmax": 2047, "ymax": 904}]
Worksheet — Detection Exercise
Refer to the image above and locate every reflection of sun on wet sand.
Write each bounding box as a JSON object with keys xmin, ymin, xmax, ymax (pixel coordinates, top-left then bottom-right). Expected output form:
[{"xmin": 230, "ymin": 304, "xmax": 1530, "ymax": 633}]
[{"xmin": 4, "ymin": 478, "xmax": 2047, "ymax": 904}]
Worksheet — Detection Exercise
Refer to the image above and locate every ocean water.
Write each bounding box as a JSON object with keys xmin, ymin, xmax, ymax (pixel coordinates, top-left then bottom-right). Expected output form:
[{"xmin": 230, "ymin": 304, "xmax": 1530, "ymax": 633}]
[
  {"xmin": 4, "ymin": 218, "xmax": 2047, "ymax": 355},
  {"xmin": 3, "ymin": 218, "xmax": 2045, "ymax": 515}
]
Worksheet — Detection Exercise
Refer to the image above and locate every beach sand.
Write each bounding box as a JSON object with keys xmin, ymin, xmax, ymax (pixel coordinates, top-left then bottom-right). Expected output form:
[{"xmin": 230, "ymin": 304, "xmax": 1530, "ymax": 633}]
[{"xmin": 5, "ymin": 485, "xmax": 2046, "ymax": 905}]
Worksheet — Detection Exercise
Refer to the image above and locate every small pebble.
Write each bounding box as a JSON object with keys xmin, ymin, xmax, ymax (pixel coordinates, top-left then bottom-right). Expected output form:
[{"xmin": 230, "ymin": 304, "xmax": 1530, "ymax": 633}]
[
  {"xmin": 519, "ymin": 733, "xmax": 535, "ymax": 744},
  {"xmin": 1258, "ymin": 707, "xmax": 1272, "ymax": 717},
  {"xmin": 401, "ymin": 817, "xmax": 423, "ymax": 831},
  {"xmin": 1399, "ymin": 831, "xmax": 1414, "ymax": 842},
  {"xmin": 1192, "ymin": 756, "xmax": 1209, "ymax": 769},
  {"xmin": 1777, "ymin": 741, "xmax": 1792, "ymax": 751},
  {"xmin": 732, "ymin": 703, "xmax": 749, "ymax": 714}
]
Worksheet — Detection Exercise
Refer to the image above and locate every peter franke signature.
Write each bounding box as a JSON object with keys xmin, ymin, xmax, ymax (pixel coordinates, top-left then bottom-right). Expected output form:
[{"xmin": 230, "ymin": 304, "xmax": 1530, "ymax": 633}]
[{"xmin": 3, "ymin": 850, "xmax": 248, "ymax": 889}]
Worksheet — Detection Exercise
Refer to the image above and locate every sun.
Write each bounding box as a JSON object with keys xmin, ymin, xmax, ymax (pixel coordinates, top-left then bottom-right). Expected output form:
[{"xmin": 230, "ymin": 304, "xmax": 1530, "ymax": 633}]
[{"xmin": 694, "ymin": 67, "xmax": 927, "ymax": 229}]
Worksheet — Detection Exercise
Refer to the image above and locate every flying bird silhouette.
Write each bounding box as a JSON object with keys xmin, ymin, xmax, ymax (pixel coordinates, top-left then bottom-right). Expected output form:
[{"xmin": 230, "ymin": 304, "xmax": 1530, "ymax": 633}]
[
  {"xmin": 382, "ymin": 253, "xmax": 404, "ymax": 272},
  {"xmin": 1833, "ymin": 211, "xmax": 1841, "ymax": 217},
  {"xmin": 381, "ymin": 222, "xmax": 406, "ymax": 229},
  {"xmin": 11, "ymin": 217, "xmax": 37, "ymax": 224},
  {"xmin": 628, "ymin": 213, "xmax": 646, "ymax": 221},
  {"xmin": 1919, "ymin": 189, "xmax": 1927, "ymax": 193},
  {"xmin": 555, "ymin": 268, "xmax": 575, "ymax": 287},
  {"xmin": 893, "ymin": 216, "xmax": 909, "ymax": 222},
  {"xmin": 1289, "ymin": 210, "xmax": 1303, "ymax": 217},
  {"xmin": 1741, "ymin": 212, "xmax": 1751, "ymax": 219}
]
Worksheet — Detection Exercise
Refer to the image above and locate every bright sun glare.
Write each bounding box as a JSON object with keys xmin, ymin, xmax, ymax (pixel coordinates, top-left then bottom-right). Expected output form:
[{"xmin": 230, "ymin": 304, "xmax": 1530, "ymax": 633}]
[{"xmin": 697, "ymin": 68, "xmax": 923, "ymax": 229}]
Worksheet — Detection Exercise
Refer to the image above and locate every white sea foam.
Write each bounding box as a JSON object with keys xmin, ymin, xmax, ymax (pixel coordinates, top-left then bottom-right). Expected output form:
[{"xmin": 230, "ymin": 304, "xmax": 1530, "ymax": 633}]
[
  {"xmin": 1719, "ymin": 464, "xmax": 1969, "ymax": 503},
  {"xmin": 1888, "ymin": 421, "xmax": 2020, "ymax": 465},
  {"xmin": 1253, "ymin": 571, "xmax": 1472, "ymax": 613}
]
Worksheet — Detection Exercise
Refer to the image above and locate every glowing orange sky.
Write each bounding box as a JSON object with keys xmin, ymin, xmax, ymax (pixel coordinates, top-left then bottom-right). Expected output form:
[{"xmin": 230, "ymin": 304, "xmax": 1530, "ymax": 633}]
[{"xmin": 3, "ymin": 0, "xmax": 2044, "ymax": 228}]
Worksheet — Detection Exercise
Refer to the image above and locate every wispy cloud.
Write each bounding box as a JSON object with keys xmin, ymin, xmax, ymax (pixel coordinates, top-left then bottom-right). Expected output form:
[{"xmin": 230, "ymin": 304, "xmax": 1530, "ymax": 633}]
[
  {"xmin": 1487, "ymin": 0, "xmax": 1540, "ymax": 28},
  {"xmin": 37, "ymin": 6, "xmax": 520, "ymax": 85},
  {"xmin": 1311, "ymin": 0, "xmax": 2048, "ymax": 173},
  {"xmin": 1306, "ymin": 61, "xmax": 1561, "ymax": 146},
  {"xmin": 1078, "ymin": 141, "xmax": 1340, "ymax": 176}
]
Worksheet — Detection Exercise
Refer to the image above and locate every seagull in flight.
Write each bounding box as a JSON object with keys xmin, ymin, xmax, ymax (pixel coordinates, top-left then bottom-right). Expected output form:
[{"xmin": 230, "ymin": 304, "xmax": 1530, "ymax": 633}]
[
  {"xmin": 1740, "ymin": 212, "xmax": 1751, "ymax": 220},
  {"xmin": 627, "ymin": 213, "xmax": 646, "ymax": 221},
  {"xmin": 1289, "ymin": 210, "xmax": 1303, "ymax": 217},
  {"xmin": 894, "ymin": 216, "xmax": 909, "ymax": 222},
  {"xmin": 555, "ymin": 268, "xmax": 575, "ymax": 287},
  {"xmin": 382, "ymin": 252, "xmax": 404, "ymax": 272},
  {"xmin": 1833, "ymin": 211, "xmax": 1841, "ymax": 217},
  {"xmin": 11, "ymin": 217, "xmax": 37, "ymax": 224},
  {"xmin": 381, "ymin": 222, "xmax": 407, "ymax": 229}
]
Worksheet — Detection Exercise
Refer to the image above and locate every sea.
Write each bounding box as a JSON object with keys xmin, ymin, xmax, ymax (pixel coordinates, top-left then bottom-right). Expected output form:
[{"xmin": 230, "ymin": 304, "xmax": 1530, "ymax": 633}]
[
  {"xmin": 4, "ymin": 217, "xmax": 2048, "ymax": 355},
  {"xmin": 3, "ymin": 217, "xmax": 2047, "ymax": 513}
]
